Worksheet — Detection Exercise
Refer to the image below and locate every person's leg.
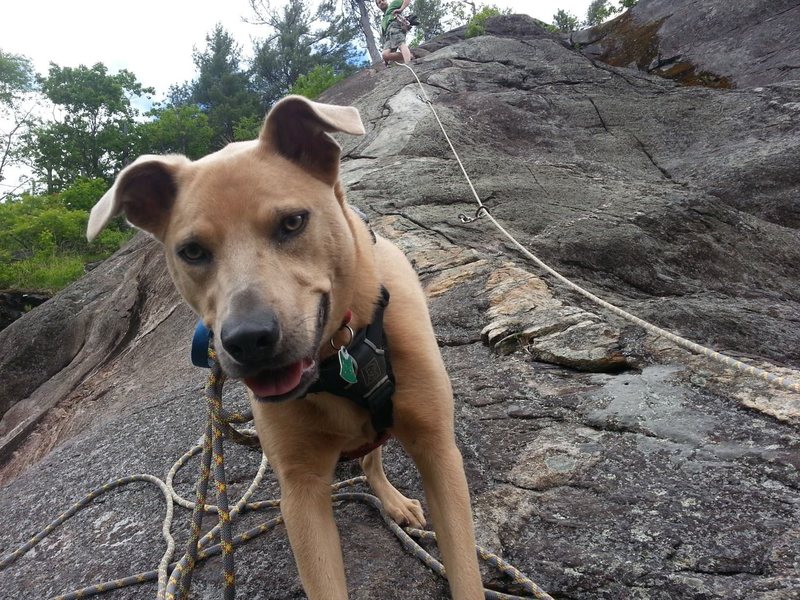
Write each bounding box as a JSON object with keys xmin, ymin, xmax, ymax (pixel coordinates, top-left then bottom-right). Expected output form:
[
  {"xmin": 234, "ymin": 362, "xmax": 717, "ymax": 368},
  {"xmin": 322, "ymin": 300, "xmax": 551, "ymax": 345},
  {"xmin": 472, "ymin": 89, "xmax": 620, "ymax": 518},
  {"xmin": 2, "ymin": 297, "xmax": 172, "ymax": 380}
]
[
  {"xmin": 383, "ymin": 50, "xmax": 403, "ymax": 63},
  {"xmin": 399, "ymin": 43, "xmax": 412, "ymax": 63},
  {"xmin": 382, "ymin": 24, "xmax": 411, "ymax": 64}
]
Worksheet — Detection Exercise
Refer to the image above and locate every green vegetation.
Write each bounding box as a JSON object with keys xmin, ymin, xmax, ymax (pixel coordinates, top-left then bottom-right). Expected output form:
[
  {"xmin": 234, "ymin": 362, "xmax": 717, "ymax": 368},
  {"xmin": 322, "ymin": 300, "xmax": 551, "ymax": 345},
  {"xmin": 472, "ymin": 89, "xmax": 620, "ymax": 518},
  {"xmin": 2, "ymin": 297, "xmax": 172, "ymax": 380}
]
[
  {"xmin": 553, "ymin": 9, "xmax": 580, "ymax": 33},
  {"xmin": 0, "ymin": 178, "xmax": 134, "ymax": 291},
  {"xmin": 290, "ymin": 65, "xmax": 347, "ymax": 100},
  {"xmin": 553, "ymin": 0, "xmax": 638, "ymax": 32},
  {"xmin": 465, "ymin": 6, "xmax": 506, "ymax": 38}
]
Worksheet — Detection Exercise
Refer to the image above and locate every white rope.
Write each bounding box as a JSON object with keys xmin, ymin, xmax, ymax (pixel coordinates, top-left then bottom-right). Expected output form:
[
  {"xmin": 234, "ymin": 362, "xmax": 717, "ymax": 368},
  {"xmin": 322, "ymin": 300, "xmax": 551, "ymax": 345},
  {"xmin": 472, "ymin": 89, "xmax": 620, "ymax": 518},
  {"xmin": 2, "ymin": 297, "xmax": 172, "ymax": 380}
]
[
  {"xmin": 166, "ymin": 430, "xmax": 268, "ymax": 513},
  {"xmin": 399, "ymin": 62, "xmax": 800, "ymax": 394}
]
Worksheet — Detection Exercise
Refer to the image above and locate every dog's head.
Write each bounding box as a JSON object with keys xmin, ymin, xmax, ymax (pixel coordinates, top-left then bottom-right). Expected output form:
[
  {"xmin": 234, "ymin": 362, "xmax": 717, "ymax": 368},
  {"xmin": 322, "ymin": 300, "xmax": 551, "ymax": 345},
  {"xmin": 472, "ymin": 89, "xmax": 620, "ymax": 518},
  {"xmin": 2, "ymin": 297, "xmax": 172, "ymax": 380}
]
[{"xmin": 87, "ymin": 95, "xmax": 366, "ymax": 402}]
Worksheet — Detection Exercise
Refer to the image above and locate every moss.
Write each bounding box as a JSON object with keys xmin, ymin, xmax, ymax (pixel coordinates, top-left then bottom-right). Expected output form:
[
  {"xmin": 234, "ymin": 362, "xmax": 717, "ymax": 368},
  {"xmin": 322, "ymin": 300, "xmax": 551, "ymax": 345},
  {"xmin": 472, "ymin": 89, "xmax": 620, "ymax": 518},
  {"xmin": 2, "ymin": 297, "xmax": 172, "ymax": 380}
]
[
  {"xmin": 594, "ymin": 11, "xmax": 666, "ymax": 70},
  {"xmin": 591, "ymin": 12, "xmax": 733, "ymax": 89},
  {"xmin": 656, "ymin": 62, "xmax": 733, "ymax": 89}
]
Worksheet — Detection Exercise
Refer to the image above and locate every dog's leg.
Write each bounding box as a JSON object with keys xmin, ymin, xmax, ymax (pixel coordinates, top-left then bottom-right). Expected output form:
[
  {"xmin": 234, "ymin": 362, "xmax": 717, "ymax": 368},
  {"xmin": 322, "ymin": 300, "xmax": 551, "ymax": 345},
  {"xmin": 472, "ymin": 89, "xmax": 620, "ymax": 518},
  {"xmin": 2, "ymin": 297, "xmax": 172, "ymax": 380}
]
[
  {"xmin": 266, "ymin": 438, "xmax": 349, "ymax": 600},
  {"xmin": 402, "ymin": 432, "xmax": 484, "ymax": 599},
  {"xmin": 361, "ymin": 446, "xmax": 426, "ymax": 527},
  {"xmin": 374, "ymin": 240, "xmax": 485, "ymax": 599}
]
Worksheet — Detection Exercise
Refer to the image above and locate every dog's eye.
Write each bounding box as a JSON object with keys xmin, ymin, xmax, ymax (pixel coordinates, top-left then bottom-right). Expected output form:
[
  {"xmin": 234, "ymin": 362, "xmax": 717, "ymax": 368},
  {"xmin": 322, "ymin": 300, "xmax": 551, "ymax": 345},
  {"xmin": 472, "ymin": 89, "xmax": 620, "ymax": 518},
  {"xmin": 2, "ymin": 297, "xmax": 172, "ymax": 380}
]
[
  {"xmin": 280, "ymin": 212, "xmax": 308, "ymax": 237},
  {"xmin": 178, "ymin": 242, "xmax": 210, "ymax": 264}
]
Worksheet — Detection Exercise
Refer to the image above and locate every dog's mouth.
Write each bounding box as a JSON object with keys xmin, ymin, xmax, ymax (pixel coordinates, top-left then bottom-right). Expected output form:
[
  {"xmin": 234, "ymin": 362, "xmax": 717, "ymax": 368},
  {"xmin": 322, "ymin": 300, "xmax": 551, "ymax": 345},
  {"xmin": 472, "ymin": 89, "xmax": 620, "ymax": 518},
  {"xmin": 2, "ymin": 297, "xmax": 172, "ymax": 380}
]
[
  {"xmin": 244, "ymin": 356, "xmax": 318, "ymax": 402},
  {"xmin": 228, "ymin": 292, "xmax": 329, "ymax": 403}
]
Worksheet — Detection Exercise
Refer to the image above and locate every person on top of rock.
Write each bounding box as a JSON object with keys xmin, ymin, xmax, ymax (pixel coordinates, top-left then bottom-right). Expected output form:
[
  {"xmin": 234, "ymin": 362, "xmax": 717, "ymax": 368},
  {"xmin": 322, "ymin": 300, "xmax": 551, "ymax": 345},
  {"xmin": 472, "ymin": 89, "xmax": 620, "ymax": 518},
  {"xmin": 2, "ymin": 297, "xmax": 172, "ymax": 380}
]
[{"xmin": 377, "ymin": 0, "xmax": 413, "ymax": 66}]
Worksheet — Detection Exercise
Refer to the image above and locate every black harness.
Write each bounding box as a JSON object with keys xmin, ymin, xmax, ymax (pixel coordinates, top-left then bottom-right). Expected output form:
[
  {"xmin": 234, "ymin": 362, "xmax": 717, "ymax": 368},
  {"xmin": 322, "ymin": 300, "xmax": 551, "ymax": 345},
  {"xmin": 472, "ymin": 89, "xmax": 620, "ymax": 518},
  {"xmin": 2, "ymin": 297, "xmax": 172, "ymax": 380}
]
[{"xmin": 308, "ymin": 287, "xmax": 395, "ymax": 433}]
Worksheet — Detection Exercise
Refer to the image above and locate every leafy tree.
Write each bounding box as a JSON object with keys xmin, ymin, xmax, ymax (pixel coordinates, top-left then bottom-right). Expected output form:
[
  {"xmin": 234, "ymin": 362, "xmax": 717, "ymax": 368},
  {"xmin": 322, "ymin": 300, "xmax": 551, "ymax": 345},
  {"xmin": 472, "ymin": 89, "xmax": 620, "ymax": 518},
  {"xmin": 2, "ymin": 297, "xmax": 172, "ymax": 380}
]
[
  {"xmin": 465, "ymin": 5, "xmax": 507, "ymax": 38},
  {"xmin": 232, "ymin": 115, "xmax": 263, "ymax": 142},
  {"xmin": 553, "ymin": 9, "xmax": 580, "ymax": 33},
  {"xmin": 0, "ymin": 179, "xmax": 112, "ymax": 257},
  {"xmin": 290, "ymin": 64, "xmax": 346, "ymax": 99},
  {"xmin": 135, "ymin": 104, "xmax": 214, "ymax": 159},
  {"xmin": 0, "ymin": 50, "xmax": 38, "ymax": 197},
  {"xmin": 165, "ymin": 81, "xmax": 194, "ymax": 107},
  {"xmin": 585, "ymin": 0, "xmax": 618, "ymax": 27},
  {"xmin": 0, "ymin": 51, "xmax": 35, "ymax": 104},
  {"xmin": 190, "ymin": 25, "xmax": 262, "ymax": 146},
  {"xmin": 446, "ymin": 0, "xmax": 478, "ymax": 21},
  {"xmin": 25, "ymin": 63, "xmax": 153, "ymax": 193},
  {"xmin": 57, "ymin": 177, "xmax": 108, "ymax": 211},
  {"xmin": 620, "ymin": 0, "xmax": 638, "ymax": 7},
  {"xmin": 249, "ymin": 0, "xmax": 360, "ymax": 107},
  {"xmin": 412, "ymin": 0, "xmax": 449, "ymax": 42}
]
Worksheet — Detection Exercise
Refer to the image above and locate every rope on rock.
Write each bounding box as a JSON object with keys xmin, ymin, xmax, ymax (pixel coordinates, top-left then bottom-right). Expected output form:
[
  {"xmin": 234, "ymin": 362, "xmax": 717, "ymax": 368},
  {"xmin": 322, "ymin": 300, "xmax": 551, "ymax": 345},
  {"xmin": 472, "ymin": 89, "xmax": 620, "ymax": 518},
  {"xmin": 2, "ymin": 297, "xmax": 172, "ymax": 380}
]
[
  {"xmin": 399, "ymin": 61, "xmax": 800, "ymax": 395},
  {"xmin": 0, "ymin": 350, "xmax": 553, "ymax": 600}
]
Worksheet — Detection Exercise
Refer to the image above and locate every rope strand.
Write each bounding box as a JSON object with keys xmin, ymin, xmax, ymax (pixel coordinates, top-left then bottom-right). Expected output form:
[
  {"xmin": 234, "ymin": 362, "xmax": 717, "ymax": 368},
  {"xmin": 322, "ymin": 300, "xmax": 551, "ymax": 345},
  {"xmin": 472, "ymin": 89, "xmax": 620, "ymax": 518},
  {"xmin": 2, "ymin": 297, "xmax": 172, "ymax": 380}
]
[{"xmin": 399, "ymin": 61, "xmax": 800, "ymax": 394}]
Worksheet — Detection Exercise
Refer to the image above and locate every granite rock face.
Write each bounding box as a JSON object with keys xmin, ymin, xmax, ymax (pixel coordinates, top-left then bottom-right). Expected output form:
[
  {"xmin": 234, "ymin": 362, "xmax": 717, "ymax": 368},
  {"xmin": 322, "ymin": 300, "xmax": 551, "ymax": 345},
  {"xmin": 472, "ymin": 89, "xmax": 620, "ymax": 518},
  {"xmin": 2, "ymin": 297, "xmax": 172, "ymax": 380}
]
[
  {"xmin": 1, "ymin": 3, "xmax": 799, "ymax": 599},
  {"xmin": 573, "ymin": 0, "xmax": 800, "ymax": 89}
]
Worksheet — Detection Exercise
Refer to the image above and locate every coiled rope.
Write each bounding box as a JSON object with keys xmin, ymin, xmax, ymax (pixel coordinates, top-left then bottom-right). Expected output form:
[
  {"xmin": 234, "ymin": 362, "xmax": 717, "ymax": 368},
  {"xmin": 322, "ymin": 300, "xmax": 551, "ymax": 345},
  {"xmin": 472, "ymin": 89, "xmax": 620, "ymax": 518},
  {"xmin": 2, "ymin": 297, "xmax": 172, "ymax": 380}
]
[
  {"xmin": 1, "ymin": 348, "xmax": 553, "ymax": 600},
  {"xmin": 399, "ymin": 61, "xmax": 800, "ymax": 394}
]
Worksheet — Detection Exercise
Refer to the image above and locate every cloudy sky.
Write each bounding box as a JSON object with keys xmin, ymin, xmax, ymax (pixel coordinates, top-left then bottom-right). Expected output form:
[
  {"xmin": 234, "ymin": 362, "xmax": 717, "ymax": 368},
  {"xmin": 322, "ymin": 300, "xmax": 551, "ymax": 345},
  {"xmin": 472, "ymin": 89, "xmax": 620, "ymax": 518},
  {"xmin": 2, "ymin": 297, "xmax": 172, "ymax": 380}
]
[{"xmin": 1, "ymin": 0, "xmax": 593, "ymax": 99}]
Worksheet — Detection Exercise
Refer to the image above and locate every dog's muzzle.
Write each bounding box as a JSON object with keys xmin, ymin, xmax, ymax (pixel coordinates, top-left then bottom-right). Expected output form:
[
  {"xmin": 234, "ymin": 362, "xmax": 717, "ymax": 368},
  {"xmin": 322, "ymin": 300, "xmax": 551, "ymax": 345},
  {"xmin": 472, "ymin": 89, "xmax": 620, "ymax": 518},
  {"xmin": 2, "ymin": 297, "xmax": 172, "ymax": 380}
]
[{"xmin": 218, "ymin": 294, "xmax": 329, "ymax": 402}]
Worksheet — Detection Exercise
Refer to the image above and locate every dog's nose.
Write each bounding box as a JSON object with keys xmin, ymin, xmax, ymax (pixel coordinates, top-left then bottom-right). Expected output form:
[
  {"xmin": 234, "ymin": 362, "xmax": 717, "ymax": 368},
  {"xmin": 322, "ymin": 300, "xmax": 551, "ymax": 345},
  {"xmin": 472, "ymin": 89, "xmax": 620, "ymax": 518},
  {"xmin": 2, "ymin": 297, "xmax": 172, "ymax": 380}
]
[{"xmin": 220, "ymin": 311, "xmax": 281, "ymax": 365}]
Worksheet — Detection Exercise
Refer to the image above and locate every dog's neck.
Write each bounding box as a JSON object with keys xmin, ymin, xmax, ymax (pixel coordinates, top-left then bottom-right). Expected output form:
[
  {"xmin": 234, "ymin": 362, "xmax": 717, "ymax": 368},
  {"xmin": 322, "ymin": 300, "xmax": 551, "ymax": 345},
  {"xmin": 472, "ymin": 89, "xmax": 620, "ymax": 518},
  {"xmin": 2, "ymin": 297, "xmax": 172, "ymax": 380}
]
[{"xmin": 318, "ymin": 202, "xmax": 383, "ymax": 362}]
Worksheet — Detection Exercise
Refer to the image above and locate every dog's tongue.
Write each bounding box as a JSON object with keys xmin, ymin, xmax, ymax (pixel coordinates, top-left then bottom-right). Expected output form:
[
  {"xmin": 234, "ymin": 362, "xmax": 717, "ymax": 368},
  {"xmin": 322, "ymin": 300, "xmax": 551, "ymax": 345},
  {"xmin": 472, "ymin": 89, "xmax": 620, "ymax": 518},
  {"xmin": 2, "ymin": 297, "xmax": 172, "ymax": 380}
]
[{"xmin": 245, "ymin": 360, "xmax": 306, "ymax": 398}]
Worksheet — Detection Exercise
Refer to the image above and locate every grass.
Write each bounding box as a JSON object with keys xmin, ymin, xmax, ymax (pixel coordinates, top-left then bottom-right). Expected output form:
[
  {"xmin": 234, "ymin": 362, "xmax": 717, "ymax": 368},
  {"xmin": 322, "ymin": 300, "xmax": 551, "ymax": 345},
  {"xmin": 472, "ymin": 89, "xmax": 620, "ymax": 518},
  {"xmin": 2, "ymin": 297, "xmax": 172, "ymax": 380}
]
[{"xmin": 0, "ymin": 253, "xmax": 89, "ymax": 292}]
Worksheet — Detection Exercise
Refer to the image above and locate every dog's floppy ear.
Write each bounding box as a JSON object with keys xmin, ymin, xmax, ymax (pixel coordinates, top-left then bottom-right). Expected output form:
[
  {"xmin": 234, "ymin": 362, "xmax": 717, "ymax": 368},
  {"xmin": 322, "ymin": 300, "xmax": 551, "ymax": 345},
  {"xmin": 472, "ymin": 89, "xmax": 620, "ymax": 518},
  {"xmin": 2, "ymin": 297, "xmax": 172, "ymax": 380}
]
[
  {"xmin": 87, "ymin": 154, "xmax": 189, "ymax": 242},
  {"xmin": 260, "ymin": 95, "xmax": 365, "ymax": 184}
]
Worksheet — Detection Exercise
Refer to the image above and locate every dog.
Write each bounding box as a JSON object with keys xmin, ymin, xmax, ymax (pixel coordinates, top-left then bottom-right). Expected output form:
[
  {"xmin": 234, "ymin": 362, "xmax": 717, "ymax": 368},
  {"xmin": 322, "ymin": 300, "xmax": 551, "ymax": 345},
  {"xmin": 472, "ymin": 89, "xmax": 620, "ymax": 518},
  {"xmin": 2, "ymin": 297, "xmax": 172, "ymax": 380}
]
[{"xmin": 86, "ymin": 95, "xmax": 484, "ymax": 599}]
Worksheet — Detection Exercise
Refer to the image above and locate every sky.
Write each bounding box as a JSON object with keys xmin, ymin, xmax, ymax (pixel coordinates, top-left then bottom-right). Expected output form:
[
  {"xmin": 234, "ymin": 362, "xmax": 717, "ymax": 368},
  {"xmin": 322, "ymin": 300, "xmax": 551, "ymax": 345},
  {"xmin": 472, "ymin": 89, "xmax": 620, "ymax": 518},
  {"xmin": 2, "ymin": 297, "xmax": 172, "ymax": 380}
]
[{"xmin": 1, "ymin": 0, "xmax": 594, "ymax": 100}]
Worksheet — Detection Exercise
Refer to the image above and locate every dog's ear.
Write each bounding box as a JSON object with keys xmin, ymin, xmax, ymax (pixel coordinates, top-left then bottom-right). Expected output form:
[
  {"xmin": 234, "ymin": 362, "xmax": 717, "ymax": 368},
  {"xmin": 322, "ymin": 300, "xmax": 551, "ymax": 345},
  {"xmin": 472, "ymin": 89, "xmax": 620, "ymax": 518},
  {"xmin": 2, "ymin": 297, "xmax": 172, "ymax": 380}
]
[
  {"xmin": 87, "ymin": 155, "xmax": 189, "ymax": 242},
  {"xmin": 260, "ymin": 95, "xmax": 365, "ymax": 184}
]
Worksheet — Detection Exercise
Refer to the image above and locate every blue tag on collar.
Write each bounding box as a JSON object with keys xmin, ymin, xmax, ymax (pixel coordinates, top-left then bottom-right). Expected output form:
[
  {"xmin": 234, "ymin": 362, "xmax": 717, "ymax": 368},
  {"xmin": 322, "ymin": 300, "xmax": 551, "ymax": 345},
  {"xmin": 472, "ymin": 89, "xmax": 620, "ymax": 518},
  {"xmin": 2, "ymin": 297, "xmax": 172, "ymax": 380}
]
[{"xmin": 191, "ymin": 320, "xmax": 213, "ymax": 368}]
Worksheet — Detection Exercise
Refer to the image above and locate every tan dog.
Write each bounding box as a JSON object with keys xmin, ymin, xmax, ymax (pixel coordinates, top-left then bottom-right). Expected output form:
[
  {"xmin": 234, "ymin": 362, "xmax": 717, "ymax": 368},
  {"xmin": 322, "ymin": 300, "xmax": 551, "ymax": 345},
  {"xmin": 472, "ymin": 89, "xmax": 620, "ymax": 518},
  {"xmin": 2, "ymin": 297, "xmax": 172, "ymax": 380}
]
[{"xmin": 87, "ymin": 95, "xmax": 483, "ymax": 599}]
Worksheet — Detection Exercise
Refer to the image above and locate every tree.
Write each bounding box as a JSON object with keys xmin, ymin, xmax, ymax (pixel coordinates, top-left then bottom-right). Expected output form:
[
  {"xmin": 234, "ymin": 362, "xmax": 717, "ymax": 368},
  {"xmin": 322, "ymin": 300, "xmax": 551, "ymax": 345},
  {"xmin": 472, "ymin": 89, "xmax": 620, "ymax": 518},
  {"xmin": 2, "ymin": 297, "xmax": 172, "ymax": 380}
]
[
  {"xmin": 553, "ymin": 9, "xmax": 580, "ymax": 33},
  {"xmin": 445, "ymin": 0, "xmax": 478, "ymax": 23},
  {"xmin": 190, "ymin": 25, "xmax": 262, "ymax": 146},
  {"xmin": 0, "ymin": 50, "xmax": 37, "ymax": 198},
  {"xmin": 57, "ymin": 177, "xmax": 108, "ymax": 212},
  {"xmin": 465, "ymin": 5, "xmax": 508, "ymax": 39},
  {"xmin": 344, "ymin": 0, "xmax": 382, "ymax": 65},
  {"xmin": 413, "ymin": 0, "xmax": 449, "ymax": 42},
  {"xmin": 290, "ymin": 64, "xmax": 346, "ymax": 99},
  {"xmin": 135, "ymin": 104, "xmax": 214, "ymax": 159},
  {"xmin": 0, "ymin": 178, "xmax": 132, "ymax": 291},
  {"xmin": 26, "ymin": 63, "xmax": 153, "ymax": 193},
  {"xmin": 585, "ymin": 0, "xmax": 618, "ymax": 27},
  {"xmin": 249, "ymin": 0, "xmax": 360, "ymax": 107}
]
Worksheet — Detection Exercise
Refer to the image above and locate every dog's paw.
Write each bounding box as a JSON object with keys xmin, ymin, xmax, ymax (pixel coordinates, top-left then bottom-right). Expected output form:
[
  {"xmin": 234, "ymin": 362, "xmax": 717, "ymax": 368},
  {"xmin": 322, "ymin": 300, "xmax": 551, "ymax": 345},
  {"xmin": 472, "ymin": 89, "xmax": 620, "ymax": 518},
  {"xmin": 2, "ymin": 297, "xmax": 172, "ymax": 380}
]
[{"xmin": 384, "ymin": 495, "xmax": 426, "ymax": 529}]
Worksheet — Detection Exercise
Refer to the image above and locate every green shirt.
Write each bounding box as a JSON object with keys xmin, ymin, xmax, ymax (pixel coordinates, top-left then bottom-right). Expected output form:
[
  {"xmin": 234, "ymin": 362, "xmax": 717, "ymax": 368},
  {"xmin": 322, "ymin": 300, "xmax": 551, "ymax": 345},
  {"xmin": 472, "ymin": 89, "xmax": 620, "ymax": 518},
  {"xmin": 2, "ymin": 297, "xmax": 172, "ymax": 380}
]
[{"xmin": 381, "ymin": 0, "xmax": 404, "ymax": 32}]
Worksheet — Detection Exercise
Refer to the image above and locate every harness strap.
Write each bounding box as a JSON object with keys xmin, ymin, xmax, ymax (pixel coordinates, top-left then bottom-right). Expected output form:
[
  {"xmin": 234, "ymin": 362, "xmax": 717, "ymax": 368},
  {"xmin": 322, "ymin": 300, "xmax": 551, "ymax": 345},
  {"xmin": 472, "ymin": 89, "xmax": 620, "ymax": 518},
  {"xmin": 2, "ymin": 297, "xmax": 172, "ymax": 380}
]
[{"xmin": 308, "ymin": 287, "xmax": 395, "ymax": 433}]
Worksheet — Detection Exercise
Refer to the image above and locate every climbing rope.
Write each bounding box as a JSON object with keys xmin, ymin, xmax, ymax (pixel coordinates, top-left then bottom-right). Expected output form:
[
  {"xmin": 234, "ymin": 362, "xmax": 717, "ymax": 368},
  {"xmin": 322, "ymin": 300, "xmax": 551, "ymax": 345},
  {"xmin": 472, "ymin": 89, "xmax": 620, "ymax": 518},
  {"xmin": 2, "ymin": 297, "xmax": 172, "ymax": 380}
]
[
  {"xmin": 0, "ymin": 348, "xmax": 553, "ymax": 600},
  {"xmin": 0, "ymin": 473, "xmax": 177, "ymax": 595},
  {"xmin": 399, "ymin": 61, "xmax": 800, "ymax": 394}
]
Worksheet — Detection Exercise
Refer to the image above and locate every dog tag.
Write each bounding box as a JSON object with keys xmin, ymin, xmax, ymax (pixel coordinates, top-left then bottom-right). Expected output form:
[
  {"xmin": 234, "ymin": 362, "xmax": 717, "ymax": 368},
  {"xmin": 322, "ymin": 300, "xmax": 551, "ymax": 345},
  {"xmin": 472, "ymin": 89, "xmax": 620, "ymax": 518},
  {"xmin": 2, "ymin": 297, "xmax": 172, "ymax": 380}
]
[{"xmin": 338, "ymin": 347, "xmax": 358, "ymax": 384}]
